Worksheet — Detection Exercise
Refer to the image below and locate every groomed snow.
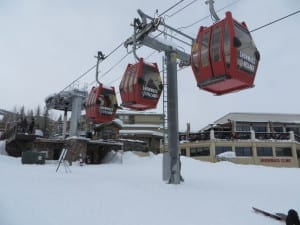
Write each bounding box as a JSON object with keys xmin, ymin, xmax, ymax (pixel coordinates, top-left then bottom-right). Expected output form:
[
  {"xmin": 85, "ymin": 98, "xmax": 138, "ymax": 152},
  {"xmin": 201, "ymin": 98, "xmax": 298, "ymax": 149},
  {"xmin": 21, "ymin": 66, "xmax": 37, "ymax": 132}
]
[{"xmin": 0, "ymin": 151, "xmax": 299, "ymax": 225}]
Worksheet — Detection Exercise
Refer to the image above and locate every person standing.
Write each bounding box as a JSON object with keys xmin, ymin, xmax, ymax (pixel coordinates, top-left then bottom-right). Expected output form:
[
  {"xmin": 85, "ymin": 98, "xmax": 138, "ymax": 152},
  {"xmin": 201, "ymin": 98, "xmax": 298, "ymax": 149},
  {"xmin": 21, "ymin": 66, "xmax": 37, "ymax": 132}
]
[
  {"xmin": 29, "ymin": 118, "xmax": 35, "ymax": 134},
  {"xmin": 286, "ymin": 209, "xmax": 300, "ymax": 225}
]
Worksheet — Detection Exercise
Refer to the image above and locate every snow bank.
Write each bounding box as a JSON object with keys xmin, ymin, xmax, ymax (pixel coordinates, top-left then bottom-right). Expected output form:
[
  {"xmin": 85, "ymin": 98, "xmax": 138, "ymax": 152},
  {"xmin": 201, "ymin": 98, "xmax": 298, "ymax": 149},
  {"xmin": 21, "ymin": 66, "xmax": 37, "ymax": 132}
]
[
  {"xmin": 0, "ymin": 140, "xmax": 7, "ymax": 155},
  {"xmin": 216, "ymin": 151, "xmax": 236, "ymax": 161}
]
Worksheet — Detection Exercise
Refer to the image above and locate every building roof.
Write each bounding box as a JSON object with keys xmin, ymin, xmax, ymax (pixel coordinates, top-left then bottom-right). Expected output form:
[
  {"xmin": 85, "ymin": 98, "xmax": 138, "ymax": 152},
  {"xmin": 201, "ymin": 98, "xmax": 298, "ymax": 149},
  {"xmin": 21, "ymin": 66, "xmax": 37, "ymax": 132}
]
[
  {"xmin": 122, "ymin": 124, "xmax": 163, "ymax": 129},
  {"xmin": 214, "ymin": 112, "xmax": 300, "ymax": 124},
  {"xmin": 94, "ymin": 119, "xmax": 123, "ymax": 130}
]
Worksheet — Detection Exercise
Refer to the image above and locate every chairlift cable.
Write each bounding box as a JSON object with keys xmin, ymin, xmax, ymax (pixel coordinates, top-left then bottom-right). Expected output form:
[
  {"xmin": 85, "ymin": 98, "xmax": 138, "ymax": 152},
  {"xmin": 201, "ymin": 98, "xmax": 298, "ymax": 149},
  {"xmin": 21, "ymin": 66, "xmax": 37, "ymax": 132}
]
[
  {"xmin": 166, "ymin": 0, "xmax": 199, "ymax": 18},
  {"xmin": 250, "ymin": 10, "xmax": 300, "ymax": 33},
  {"xmin": 159, "ymin": 0, "xmax": 185, "ymax": 17},
  {"xmin": 60, "ymin": 64, "xmax": 96, "ymax": 92},
  {"xmin": 178, "ymin": 0, "xmax": 241, "ymax": 30},
  {"xmin": 60, "ymin": 41, "xmax": 124, "ymax": 92}
]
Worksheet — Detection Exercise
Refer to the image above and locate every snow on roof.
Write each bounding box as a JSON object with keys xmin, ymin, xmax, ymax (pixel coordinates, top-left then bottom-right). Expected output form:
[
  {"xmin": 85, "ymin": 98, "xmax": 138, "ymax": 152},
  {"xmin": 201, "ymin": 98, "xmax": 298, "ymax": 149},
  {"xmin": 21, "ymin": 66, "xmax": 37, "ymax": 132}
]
[
  {"xmin": 216, "ymin": 112, "xmax": 300, "ymax": 123},
  {"xmin": 118, "ymin": 138, "xmax": 146, "ymax": 143},
  {"xmin": 88, "ymin": 139, "xmax": 123, "ymax": 146},
  {"xmin": 120, "ymin": 129, "xmax": 163, "ymax": 137},
  {"xmin": 122, "ymin": 124, "xmax": 163, "ymax": 129}
]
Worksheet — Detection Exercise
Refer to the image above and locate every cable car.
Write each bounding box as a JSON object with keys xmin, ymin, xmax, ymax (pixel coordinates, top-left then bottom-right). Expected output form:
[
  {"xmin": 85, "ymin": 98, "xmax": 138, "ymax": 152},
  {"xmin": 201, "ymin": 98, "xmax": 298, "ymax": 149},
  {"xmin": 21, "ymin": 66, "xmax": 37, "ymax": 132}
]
[
  {"xmin": 119, "ymin": 58, "xmax": 163, "ymax": 110},
  {"xmin": 85, "ymin": 84, "xmax": 118, "ymax": 123},
  {"xmin": 191, "ymin": 11, "xmax": 260, "ymax": 95}
]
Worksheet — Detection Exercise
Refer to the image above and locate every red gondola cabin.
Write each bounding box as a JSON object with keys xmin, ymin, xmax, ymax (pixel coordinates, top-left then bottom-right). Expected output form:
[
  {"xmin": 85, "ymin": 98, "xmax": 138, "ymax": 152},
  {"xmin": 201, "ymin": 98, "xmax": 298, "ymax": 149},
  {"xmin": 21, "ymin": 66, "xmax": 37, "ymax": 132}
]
[
  {"xmin": 85, "ymin": 84, "xmax": 118, "ymax": 123},
  {"xmin": 119, "ymin": 58, "xmax": 163, "ymax": 110},
  {"xmin": 191, "ymin": 11, "xmax": 260, "ymax": 95}
]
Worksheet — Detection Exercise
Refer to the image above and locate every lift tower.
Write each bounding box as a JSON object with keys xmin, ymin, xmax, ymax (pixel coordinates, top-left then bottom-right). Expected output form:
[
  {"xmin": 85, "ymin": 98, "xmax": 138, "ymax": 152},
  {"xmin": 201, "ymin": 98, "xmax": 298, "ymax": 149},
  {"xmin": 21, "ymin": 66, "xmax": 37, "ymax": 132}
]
[{"xmin": 125, "ymin": 9, "xmax": 194, "ymax": 184}]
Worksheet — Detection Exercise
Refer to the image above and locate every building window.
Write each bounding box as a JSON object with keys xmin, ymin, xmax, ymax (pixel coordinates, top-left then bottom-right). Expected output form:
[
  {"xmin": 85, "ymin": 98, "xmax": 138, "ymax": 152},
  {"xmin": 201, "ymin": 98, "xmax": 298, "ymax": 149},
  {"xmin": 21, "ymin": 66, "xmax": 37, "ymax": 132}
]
[
  {"xmin": 286, "ymin": 127, "xmax": 300, "ymax": 135},
  {"xmin": 252, "ymin": 126, "xmax": 266, "ymax": 132},
  {"xmin": 181, "ymin": 149, "xmax": 186, "ymax": 156},
  {"xmin": 273, "ymin": 127, "xmax": 283, "ymax": 132},
  {"xmin": 275, "ymin": 147, "xmax": 292, "ymax": 157},
  {"xmin": 119, "ymin": 115, "xmax": 129, "ymax": 124},
  {"xmin": 297, "ymin": 150, "xmax": 300, "ymax": 158},
  {"xmin": 257, "ymin": 147, "xmax": 273, "ymax": 156},
  {"xmin": 129, "ymin": 115, "xmax": 135, "ymax": 124},
  {"xmin": 190, "ymin": 147, "xmax": 210, "ymax": 157},
  {"xmin": 235, "ymin": 147, "xmax": 253, "ymax": 157},
  {"xmin": 215, "ymin": 146, "xmax": 232, "ymax": 155},
  {"xmin": 236, "ymin": 125, "xmax": 250, "ymax": 132}
]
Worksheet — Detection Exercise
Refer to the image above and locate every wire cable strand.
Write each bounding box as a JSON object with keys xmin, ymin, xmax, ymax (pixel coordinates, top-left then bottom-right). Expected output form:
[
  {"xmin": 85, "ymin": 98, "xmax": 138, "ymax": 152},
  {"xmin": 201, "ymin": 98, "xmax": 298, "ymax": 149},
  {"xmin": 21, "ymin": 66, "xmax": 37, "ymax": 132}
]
[
  {"xmin": 60, "ymin": 41, "xmax": 124, "ymax": 92},
  {"xmin": 159, "ymin": 0, "xmax": 185, "ymax": 17},
  {"xmin": 250, "ymin": 10, "xmax": 300, "ymax": 33},
  {"xmin": 178, "ymin": 0, "xmax": 241, "ymax": 30},
  {"xmin": 61, "ymin": 64, "xmax": 96, "ymax": 92},
  {"xmin": 166, "ymin": 0, "xmax": 199, "ymax": 18}
]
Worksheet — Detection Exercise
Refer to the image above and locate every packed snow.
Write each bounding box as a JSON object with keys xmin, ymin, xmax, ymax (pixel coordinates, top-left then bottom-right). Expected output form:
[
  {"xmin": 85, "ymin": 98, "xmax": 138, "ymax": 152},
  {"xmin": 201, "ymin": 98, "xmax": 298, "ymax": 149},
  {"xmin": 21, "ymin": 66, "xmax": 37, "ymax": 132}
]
[{"xmin": 0, "ymin": 143, "xmax": 299, "ymax": 225}]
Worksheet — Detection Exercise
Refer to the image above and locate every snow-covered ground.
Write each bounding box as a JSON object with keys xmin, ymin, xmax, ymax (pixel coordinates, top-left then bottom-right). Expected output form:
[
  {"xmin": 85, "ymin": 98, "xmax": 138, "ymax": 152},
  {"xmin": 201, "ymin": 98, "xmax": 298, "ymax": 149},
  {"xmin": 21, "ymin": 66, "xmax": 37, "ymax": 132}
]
[{"xmin": 0, "ymin": 142, "xmax": 299, "ymax": 225}]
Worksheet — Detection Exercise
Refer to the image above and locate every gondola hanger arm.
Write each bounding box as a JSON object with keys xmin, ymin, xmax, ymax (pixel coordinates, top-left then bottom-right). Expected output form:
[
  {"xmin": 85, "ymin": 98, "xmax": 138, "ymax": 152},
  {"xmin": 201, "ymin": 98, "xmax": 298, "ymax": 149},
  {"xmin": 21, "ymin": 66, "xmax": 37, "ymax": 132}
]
[
  {"xmin": 205, "ymin": 0, "xmax": 220, "ymax": 22},
  {"xmin": 95, "ymin": 51, "xmax": 105, "ymax": 84}
]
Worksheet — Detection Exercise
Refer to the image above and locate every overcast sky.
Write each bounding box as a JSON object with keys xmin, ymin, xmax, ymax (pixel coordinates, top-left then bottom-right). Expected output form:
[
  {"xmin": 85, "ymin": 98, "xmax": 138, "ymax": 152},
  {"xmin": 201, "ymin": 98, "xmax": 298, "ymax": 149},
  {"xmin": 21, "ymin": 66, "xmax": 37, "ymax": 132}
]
[{"xmin": 0, "ymin": 0, "xmax": 299, "ymax": 131}]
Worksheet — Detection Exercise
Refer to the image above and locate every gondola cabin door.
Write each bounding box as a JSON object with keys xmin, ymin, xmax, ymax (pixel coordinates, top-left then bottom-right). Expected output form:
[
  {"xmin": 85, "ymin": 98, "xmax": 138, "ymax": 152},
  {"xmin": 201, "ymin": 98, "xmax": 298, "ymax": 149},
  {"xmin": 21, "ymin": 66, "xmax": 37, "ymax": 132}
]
[
  {"xmin": 191, "ymin": 11, "xmax": 260, "ymax": 95},
  {"xmin": 85, "ymin": 84, "xmax": 118, "ymax": 123},
  {"xmin": 119, "ymin": 58, "xmax": 163, "ymax": 110}
]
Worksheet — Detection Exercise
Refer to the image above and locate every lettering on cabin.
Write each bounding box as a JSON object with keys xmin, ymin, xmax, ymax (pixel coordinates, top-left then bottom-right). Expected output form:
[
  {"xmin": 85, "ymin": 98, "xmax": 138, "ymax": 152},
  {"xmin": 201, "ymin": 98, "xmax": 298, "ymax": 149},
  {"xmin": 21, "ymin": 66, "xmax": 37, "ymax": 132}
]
[
  {"xmin": 238, "ymin": 51, "xmax": 256, "ymax": 73},
  {"xmin": 100, "ymin": 106, "xmax": 113, "ymax": 115},
  {"xmin": 141, "ymin": 86, "xmax": 159, "ymax": 99}
]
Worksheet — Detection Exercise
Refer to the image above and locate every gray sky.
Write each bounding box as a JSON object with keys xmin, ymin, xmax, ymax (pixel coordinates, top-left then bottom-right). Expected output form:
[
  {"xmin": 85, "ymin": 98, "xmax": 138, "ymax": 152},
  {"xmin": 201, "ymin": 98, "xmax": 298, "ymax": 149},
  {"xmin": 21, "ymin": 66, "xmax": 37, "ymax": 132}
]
[{"xmin": 0, "ymin": 0, "xmax": 299, "ymax": 131}]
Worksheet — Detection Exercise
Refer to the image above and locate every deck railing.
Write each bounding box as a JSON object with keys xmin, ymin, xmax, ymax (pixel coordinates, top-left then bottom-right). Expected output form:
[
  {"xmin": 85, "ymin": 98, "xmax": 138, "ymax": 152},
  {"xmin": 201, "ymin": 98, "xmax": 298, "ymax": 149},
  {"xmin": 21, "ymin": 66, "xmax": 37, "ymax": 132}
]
[{"xmin": 179, "ymin": 130, "xmax": 295, "ymax": 142}]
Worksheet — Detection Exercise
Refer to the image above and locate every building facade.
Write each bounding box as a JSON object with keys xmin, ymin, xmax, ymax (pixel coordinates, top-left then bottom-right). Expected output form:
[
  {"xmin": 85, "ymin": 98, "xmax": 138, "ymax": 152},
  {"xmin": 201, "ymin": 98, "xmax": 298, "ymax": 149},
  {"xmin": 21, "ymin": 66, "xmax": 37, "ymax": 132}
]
[
  {"xmin": 115, "ymin": 110, "xmax": 164, "ymax": 153},
  {"xmin": 177, "ymin": 113, "xmax": 300, "ymax": 168}
]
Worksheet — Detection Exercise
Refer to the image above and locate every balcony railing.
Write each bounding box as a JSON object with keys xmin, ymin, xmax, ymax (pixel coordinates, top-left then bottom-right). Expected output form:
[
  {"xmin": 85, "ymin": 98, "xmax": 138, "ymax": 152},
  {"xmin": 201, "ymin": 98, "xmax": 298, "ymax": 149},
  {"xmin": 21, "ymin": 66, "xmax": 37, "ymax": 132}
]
[
  {"xmin": 179, "ymin": 130, "xmax": 295, "ymax": 142},
  {"xmin": 255, "ymin": 132, "xmax": 290, "ymax": 140}
]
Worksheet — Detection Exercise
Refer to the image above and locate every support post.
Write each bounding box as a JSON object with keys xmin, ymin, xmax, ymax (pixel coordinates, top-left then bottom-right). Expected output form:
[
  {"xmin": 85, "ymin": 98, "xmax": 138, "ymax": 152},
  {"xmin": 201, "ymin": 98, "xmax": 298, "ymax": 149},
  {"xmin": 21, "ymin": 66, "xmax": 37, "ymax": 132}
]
[
  {"xmin": 165, "ymin": 51, "xmax": 182, "ymax": 184},
  {"xmin": 69, "ymin": 95, "xmax": 82, "ymax": 137},
  {"xmin": 63, "ymin": 108, "xmax": 68, "ymax": 139}
]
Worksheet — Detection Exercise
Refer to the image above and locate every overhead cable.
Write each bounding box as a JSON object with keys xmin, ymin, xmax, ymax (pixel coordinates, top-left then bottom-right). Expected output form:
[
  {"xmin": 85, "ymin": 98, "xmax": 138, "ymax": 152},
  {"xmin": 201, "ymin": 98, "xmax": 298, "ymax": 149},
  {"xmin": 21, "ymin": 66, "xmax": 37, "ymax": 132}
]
[
  {"xmin": 60, "ymin": 41, "xmax": 124, "ymax": 92},
  {"xmin": 159, "ymin": 0, "xmax": 185, "ymax": 17},
  {"xmin": 166, "ymin": 0, "xmax": 199, "ymax": 18},
  {"xmin": 61, "ymin": 64, "xmax": 96, "ymax": 92},
  {"xmin": 178, "ymin": 0, "xmax": 241, "ymax": 29},
  {"xmin": 250, "ymin": 10, "xmax": 300, "ymax": 33}
]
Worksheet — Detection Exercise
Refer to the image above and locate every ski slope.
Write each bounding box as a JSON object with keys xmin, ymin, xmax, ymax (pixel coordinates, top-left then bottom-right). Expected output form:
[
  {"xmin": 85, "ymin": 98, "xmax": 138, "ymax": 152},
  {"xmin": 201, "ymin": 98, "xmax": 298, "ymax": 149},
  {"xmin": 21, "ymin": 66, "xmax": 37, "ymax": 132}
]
[{"xmin": 0, "ymin": 147, "xmax": 299, "ymax": 225}]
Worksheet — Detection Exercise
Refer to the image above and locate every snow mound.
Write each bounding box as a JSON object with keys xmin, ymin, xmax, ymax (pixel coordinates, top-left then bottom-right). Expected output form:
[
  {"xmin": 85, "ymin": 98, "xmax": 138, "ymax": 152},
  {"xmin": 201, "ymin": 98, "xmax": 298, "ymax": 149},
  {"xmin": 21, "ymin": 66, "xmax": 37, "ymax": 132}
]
[{"xmin": 0, "ymin": 140, "xmax": 8, "ymax": 155}]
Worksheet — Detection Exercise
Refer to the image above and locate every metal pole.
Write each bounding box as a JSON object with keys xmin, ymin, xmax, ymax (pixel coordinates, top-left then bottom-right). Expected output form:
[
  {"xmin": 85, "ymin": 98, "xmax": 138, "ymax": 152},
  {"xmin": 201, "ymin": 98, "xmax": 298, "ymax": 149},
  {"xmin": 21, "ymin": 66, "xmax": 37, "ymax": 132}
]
[
  {"xmin": 63, "ymin": 108, "xmax": 67, "ymax": 139},
  {"xmin": 165, "ymin": 51, "xmax": 181, "ymax": 184},
  {"xmin": 69, "ymin": 95, "xmax": 82, "ymax": 137}
]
